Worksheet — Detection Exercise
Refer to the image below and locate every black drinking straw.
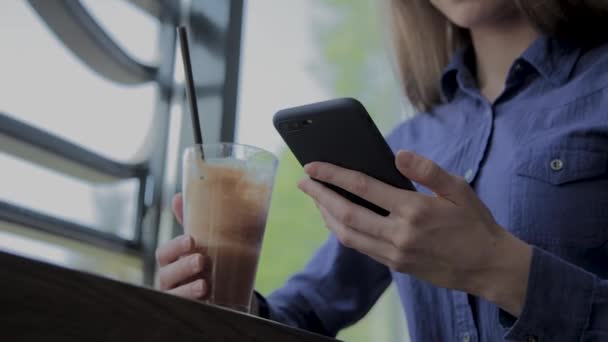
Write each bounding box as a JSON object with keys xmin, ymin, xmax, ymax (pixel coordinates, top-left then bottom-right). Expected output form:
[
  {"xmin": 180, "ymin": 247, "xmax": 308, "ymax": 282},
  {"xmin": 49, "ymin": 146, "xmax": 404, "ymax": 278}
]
[{"xmin": 178, "ymin": 25, "xmax": 204, "ymax": 159}]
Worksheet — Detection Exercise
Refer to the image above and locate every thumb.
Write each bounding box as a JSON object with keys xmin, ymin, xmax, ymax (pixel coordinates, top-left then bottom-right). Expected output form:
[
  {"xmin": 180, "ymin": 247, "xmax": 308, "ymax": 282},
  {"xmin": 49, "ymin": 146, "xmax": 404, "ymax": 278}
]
[{"xmin": 395, "ymin": 150, "xmax": 468, "ymax": 203}]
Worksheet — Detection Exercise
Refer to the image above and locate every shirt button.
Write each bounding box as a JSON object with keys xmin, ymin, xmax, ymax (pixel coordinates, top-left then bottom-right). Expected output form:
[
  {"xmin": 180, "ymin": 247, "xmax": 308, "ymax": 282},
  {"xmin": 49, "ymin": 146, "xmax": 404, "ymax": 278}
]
[
  {"xmin": 550, "ymin": 158, "xmax": 564, "ymax": 171},
  {"xmin": 464, "ymin": 169, "xmax": 474, "ymax": 182},
  {"xmin": 463, "ymin": 333, "xmax": 471, "ymax": 342}
]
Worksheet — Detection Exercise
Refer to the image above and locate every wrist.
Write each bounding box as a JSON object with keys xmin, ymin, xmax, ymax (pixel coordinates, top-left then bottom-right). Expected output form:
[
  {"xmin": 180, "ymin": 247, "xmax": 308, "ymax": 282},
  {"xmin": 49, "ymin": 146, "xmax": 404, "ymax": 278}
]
[{"xmin": 476, "ymin": 227, "xmax": 533, "ymax": 316}]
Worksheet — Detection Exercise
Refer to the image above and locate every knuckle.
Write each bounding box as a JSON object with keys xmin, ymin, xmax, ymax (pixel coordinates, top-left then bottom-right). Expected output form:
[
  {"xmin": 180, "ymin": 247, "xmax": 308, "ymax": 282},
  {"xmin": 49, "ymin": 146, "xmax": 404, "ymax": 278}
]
[
  {"xmin": 180, "ymin": 235, "xmax": 193, "ymax": 251},
  {"xmin": 368, "ymin": 224, "xmax": 382, "ymax": 238},
  {"xmin": 311, "ymin": 164, "xmax": 327, "ymax": 180},
  {"xmin": 336, "ymin": 228, "xmax": 353, "ymax": 248},
  {"xmin": 419, "ymin": 160, "xmax": 439, "ymax": 181},
  {"xmin": 339, "ymin": 207, "xmax": 356, "ymax": 226},
  {"xmin": 387, "ymin": 251, "xmax": 404, "ymax": 269},
  {"xmin": 395, "ymin": 232, "xmax": 414, "ymax": 250},
  {"xmin": 406, "ymin": 203, "xmax": 428, "ymax": 226},
  {"xmin": 353, "ymin": 173, "xmax": 369, "ymax": 195},
  {"xmin": 192, "ymin": 254, "xmax": 204, "ymax": 273},
  {"xmin": 190, "ymin": 280, "xmax": 204, "ymax": 298},
  {"xmin": 318, "ymin": 207, "xmax": 331, "ymax": 223},
  {"xmin": 405, "ymin": 210, "xmax": 423, "ymax": 227},
  {"xmin": 392, "ymin": 253, "xmax": 410, "ymax": 271},
  {"xmin": 341, "ymin": 236, "xmax": 354, "ymax": 248}
]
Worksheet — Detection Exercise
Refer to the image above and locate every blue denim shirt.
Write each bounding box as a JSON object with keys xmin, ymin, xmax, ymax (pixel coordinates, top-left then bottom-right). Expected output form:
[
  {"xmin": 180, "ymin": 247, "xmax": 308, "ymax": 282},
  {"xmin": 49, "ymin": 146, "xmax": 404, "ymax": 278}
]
[{"xmin": 262, "ymin": 36, "xmax": 608, "ymax": 341}]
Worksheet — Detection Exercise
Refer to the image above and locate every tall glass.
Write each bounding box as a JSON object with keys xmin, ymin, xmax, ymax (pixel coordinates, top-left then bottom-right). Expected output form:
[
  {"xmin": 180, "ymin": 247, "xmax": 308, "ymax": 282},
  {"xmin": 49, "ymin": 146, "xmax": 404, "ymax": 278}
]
[{"xmin": 182, "ymin": 143, "xmax": 278, "ymax": 313}]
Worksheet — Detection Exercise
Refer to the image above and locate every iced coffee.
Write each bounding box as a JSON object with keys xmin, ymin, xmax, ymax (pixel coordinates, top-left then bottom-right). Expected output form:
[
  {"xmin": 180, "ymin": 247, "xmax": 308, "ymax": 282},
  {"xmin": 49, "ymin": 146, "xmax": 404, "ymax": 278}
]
[{"xmin": 182, "ymin": 143, "xmax": 277, "ymax": 313}]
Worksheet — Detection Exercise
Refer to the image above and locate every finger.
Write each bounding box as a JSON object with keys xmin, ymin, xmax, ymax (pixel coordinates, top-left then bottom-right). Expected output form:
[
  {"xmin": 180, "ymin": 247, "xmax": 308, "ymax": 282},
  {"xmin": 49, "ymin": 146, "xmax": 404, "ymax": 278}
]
[
  {"xmin": 158, "ymin": 253, "xmax": 204, "ymax": 291},
  {"xmin": 395, "ymin": 150, "xmax": 468, "ymax": 203},
  {"xmin": 318, "ymin": 205, "xmax": 395, "ymax": 264},
  {"xmin": 303, "ymin": 162, "xmax": 402, "ymax": 212},
  {"xmin": 167, "ymin": 279, "xmax": 207, "ymax": 300},
  {"xmin": 172, "ymin": 193, "xmax": 184, "ymax": 225},
  {"xmin": 156, "ymin": 235, "xmax": 195, "ymax": 267},
  {"xmin": 299, "ymin": 178, "xmax": 395, "ymax": 241}
]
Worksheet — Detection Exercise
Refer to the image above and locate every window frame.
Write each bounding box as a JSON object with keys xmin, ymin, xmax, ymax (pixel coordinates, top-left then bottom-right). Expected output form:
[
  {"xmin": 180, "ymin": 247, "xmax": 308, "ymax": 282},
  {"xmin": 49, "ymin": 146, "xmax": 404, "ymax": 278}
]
[{"xmin": 0, "ymin": 0, "xmax": 244, "ymax": 285}]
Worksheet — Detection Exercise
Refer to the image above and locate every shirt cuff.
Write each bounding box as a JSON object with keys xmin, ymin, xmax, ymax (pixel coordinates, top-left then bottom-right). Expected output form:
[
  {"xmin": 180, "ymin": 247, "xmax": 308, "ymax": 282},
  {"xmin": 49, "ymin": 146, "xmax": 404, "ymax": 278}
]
[{"xmin": 501, "ymin": 246, "xmax": 596, "ymax": 341}]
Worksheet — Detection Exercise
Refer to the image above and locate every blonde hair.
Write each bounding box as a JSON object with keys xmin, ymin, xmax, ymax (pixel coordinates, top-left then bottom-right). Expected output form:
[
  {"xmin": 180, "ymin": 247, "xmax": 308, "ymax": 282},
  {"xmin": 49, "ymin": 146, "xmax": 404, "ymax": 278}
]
[{"xmin": 389, "ymin": 0, "xmax": 608, "ymax": 112}]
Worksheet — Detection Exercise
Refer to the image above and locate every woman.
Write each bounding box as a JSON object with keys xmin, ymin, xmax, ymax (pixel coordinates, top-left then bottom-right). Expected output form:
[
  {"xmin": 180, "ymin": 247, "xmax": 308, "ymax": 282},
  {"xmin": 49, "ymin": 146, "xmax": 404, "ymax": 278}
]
[{"xmin": 156, "ymin": 1, "xmax": 608, "ymax": 340}]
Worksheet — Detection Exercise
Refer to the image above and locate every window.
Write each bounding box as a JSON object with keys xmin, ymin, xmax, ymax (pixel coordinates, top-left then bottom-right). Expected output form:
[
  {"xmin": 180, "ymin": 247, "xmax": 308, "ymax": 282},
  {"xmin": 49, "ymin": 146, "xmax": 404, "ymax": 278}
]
[
  {"xmin": 0, "ymin": 0, "xmax": 158, "ymax": 162},
  {"xmin": 1, "ymin": 0, "xmax": 244, "ymax": 287},
  {"xmin": 81, "ymin": 0, "xmax": 159, "ymax": 66},
  {"xmin": 0, "ymin": 153, "xmax": 138, "ymax": 239},
  {"xmin": 0, "ymin": 1, "xmax": 164, "ymax": 245},
  {"xmin": 237, "ymin": 1, "xmax": 411, "ymax": 341},
  {"xmin": 0, "ymin": 0, "xmax": 166, "ymax": 286}
]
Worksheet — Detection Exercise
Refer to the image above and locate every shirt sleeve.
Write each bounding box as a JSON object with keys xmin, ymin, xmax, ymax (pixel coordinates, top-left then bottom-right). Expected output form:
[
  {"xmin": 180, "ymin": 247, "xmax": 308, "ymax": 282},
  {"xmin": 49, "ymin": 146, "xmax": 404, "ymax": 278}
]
[
  {"xmin": 501, "ymin": 246, "xmax": 608, "ymax": 341},
  {"xmin": 260, "ymin": 234, "xmax": 391, "ymax": 337}
]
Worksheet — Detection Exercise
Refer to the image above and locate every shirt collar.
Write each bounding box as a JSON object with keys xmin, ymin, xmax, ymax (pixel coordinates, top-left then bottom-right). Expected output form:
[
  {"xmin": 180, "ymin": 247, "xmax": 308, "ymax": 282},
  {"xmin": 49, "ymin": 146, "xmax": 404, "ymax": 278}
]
[
  {"xmin": 440, "ymin": 46, "xmax": 472, "ymax": 101},
  {"xmin": 440, "ymin": 36, "xmax": 583, "ymax": 101},
  {"xmin": 520, "ymin": 36, "xmax": 582, "ymax": 86}
]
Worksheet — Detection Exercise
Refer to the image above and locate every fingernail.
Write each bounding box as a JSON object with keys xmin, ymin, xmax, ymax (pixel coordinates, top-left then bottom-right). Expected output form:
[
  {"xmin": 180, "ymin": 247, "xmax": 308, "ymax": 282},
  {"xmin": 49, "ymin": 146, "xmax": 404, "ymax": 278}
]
[
  {"xmin": 191, "ymin": 255, "xmax": 201, "ymax": 272},
  {"xmin": 297, "ymin": 179, "xmax": 308, "ymax": 192},
  {"xmin": 397, "ymin": 150, "xmax": 413, "ymax": 169},
  {"xmin": 193, "ymin": 280, "xmax": 204, "ymax": 296},
  {"xmin": 304, "ymin": 163, "xmax": 315, "ymax": 176}
]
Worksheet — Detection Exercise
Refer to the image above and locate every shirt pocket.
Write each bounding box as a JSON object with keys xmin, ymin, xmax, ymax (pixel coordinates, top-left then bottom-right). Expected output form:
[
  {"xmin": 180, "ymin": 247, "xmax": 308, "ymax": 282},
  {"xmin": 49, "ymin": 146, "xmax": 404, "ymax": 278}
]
[{"xmin": 510, "ymin": 147, "xmax": 608, "ymax": 249}]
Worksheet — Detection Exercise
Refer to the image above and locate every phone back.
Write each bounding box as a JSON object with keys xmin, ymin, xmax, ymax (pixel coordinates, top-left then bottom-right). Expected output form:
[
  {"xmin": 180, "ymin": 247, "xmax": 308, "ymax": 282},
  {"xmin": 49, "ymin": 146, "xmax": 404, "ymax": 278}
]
[{"xmin": 273, "ymin": 98, "xmax": 414, "ymax": 216}]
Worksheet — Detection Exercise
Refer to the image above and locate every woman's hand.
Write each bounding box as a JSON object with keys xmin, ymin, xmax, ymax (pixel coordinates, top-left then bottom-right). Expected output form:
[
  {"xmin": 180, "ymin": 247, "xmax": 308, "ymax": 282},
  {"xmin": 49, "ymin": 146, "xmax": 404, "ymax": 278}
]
[
  {"xmin": 155, "ymin": 194, "xmax": 208, "ymax": 300},
  {"xmin": 298, "ymin": 150, "xmax": 532, "ymax": 316}
]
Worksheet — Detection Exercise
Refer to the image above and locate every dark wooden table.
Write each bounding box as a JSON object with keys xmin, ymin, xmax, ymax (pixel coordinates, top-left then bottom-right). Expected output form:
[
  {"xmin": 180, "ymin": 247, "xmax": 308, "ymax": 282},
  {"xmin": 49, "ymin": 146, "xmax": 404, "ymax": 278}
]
[{"xmin": 0, "ymin": 250, "xmax": 340, "ymax": 342}]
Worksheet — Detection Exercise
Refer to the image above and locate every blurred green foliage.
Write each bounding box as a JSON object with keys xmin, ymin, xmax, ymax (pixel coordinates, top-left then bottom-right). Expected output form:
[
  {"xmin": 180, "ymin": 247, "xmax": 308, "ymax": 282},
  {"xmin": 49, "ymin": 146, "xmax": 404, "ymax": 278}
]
[
  {"xmin": 255, "ymin": 151, "xmax": 328, "ymax": 296},
  {"xmin": 309, "ymin": 0, "xmax": 407, "ymax": 132}
]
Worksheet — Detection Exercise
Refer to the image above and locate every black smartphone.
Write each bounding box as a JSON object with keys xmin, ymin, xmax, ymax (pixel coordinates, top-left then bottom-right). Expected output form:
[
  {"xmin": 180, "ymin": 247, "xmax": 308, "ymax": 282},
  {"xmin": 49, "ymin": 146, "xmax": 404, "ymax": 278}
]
[{"xmin": 273, "ymin": 97, "xmax": 415, "ymax": 216}]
